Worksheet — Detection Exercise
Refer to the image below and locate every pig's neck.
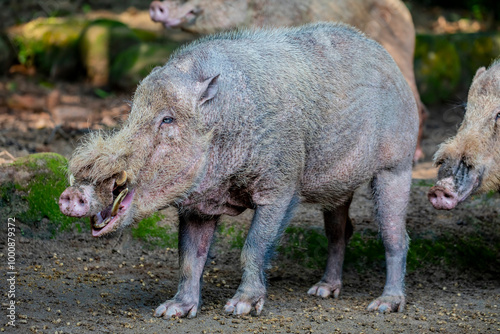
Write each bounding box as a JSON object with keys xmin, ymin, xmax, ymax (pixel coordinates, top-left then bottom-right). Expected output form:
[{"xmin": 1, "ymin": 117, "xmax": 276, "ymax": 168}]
[{"xmin": 181, "ymin": 177, "xmax": 254, "ymax": 216}]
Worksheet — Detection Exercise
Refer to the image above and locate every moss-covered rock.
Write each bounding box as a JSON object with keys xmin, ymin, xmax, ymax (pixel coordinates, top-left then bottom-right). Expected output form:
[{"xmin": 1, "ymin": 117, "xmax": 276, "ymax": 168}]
[
  {"xmin": 6, "ymin": 16, "xmax": 182, "ymax": 84},
  {"xmin": 110, "ymin": 42, "xmax": 180, "ymax": 88},
  {"xmin": 0, "ymin": 153, "xmax": 82, "ymax": 237},
  {"xmin": 415, "ymin": 32, "xmax": 500, "ymax": 104},
  {"xmin": 79, "ymin": 19, "xmax": 141, "ymax": 86},
  {"xmin": 7, "ymin": 17, "xmax": 87, "ymax": 78}
]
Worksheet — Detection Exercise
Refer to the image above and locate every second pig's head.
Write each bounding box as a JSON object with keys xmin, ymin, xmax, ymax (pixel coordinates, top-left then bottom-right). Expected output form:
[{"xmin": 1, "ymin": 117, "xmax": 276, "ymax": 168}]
[
  {"xmin": 429, "ymin": 61, "xmax": 500, "ymax": 210},
  {"xmin": 149, "ymin": 0, "xmax": 248, "ymax": 34},
  {"xmin": 59, "ymin": 65, "xmax": 219, "ymax": 236}
]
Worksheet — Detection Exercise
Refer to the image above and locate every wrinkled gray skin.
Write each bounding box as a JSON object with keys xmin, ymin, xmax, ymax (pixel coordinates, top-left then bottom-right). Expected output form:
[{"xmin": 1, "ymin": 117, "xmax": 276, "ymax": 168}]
[
  {"xmin": 429, "ymin": 60, "xmax": 500, "ymax": 210},
  {"xmin": 59, "ymin": 23, "xmax": 418, "ymax": 318},
  {"xmin": 150, "ymin": 0, "xmax": 426, "ymax": 162}
]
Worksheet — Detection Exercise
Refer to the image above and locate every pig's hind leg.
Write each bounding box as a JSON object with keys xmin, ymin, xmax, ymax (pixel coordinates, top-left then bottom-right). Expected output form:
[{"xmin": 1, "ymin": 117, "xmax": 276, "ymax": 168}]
[
  {"xmin": 154, "ymin": 211, "xmax": 219, "ymax": 318},
  {"xmin": 308, "ymin": 197, "xmax": 353, "ymax": 299},
  {"xmin": 224, "ymin": 194, "xmax": 299, "ymax": 316},
  {"xmin": 367, "ymin": 166, "xmax": 411, "ymax": 313}
]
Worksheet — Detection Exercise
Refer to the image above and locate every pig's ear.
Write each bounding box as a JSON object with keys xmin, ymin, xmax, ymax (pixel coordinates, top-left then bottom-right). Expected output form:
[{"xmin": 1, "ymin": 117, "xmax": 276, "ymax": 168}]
[
  {"xmin": 198, "ymin": 74, "xmax": 219, "ymax": 105},
  {"xmin": 473, "ymin": 67, "xmax": 486, "ymax": 81}
]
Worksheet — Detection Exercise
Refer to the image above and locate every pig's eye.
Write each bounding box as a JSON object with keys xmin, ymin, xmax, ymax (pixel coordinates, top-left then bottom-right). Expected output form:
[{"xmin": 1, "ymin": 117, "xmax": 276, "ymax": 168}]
[
  {"xmin": 496, "ymin": 112, "xmax": 500, "ymax": 121},
  {"xmin": 162, "ymin": 117, "xmax": 174, "ymax": 124}
]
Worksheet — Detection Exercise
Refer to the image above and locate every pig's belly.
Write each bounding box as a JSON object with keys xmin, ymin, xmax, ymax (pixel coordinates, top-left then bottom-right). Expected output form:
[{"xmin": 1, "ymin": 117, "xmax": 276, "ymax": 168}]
[
  {"xmin": 299, "ymin": 149, "xmax": 376, "ymax": 206},
  {"xmin": 299, "ymin": 171, "xmax": 371, "ymax": 206}
]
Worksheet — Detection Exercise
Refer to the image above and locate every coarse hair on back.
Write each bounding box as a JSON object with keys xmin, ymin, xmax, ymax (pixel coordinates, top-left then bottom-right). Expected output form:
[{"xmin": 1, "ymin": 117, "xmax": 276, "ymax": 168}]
[{"xmin": 170, "ymin": 21, "xmax": 369, "ymax": 59}]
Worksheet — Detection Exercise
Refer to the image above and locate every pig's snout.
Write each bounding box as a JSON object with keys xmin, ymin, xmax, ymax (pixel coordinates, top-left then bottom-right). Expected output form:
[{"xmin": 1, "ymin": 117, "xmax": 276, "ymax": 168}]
[
  {"xmin": 150, "ymin": 1, "xmax": 169, "ymax": 23},
  {"xmin": 59, "ymin": 187, "xmax": 90, "ymax": 217},
  {"xmin": 428, "ymin": 186, "xmax": 458, "ymax": 210}
]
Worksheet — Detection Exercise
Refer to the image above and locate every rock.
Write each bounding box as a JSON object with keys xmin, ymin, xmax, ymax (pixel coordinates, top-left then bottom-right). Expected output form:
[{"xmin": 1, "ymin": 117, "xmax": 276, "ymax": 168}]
[
  {"xmin": 0, "ymin": 153, "xmax": 81, "ymax": 236},
  {"xmin": 110, "ymin": 42, "xmax": 180, "ymax": 87},
  {"xmin": 5, "ymin": 14, "xmax": 188, "ymax": 84},
  {"xmin": 79, "ymin": 19, "xmax": 141, "ymax": 87},
  {"xmin": 79, "ymin": 24, "xmax": 110, "ymax": 86}
]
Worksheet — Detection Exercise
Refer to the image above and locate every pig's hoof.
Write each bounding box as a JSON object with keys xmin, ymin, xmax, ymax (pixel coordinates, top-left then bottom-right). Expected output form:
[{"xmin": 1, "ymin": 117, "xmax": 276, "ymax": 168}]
[
  {"xmin": 154, "ymin": 300, "xmax": 198, "ymax": 318},
  {"xmin": 367, "ymin": 295, "xmax": 405, "ymax": 313},
  {"xmin": 224, "ymin": 295, "xmax": 265, "ymax": 316},
  {"xmin": 307, "ymin": 282, "xmax": 341, "ymax": 298}
]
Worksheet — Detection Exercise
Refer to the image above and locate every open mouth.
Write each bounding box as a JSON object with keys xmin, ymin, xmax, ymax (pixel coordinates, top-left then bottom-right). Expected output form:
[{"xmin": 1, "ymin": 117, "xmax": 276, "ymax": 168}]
[{"xmin": 91, "ymin": 174, "xmax": 135, "ymax": 237}]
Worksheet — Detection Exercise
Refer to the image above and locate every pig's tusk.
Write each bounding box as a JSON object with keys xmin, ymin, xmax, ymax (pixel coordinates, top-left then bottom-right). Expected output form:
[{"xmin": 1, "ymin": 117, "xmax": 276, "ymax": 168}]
[
  {"xmin": 111, "ymin": 188, "xmax": 129, "ymax": 216},
  {"xmin": 94, "ymin": 216, "xmax": 111, "ymax": 229},
  {"xmin": 69, "ymin": 174, "xmax": 75, "ymax": 187},
  {"xmin": 116, "ymin": 170, "xmax": 127, "ymax": 186}
]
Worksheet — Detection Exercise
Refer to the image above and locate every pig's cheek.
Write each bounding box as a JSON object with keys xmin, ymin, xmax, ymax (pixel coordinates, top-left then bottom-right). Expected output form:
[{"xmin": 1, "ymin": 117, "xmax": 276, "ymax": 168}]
[{"xmin": 164, "ymin": 126, "xmax": 180, "ymax": 138}]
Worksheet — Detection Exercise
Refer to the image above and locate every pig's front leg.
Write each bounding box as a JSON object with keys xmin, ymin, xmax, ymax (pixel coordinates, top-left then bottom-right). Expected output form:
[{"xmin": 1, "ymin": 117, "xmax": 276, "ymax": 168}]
[
  {"xmin": 367, "ymin": 167, "xmax": 410, "ymax": 313},
  {"xmin": 224, "ymin": 195, "xmax": 299, "ymax": 316},
  {"xmin": 154, "ymin": 211, "xmax": 219, "ymax": 318}
]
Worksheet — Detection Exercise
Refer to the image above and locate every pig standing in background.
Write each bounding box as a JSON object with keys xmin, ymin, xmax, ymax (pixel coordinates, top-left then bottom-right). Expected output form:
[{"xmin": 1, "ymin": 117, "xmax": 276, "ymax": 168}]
[
  {"xmin": 59, "ymin": 23, "xmax": 418, "ymax": 318},
  {"xmin": 150, "ymin": 0, "xmax": 426, "ymax": 162},
  {"xmin": 429, "ymin": 60, "xmax": 500, "ymax": 210}
]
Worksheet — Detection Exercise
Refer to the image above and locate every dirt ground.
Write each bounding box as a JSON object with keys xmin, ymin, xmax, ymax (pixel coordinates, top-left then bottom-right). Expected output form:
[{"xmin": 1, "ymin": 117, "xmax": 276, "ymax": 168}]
[
  {"xmin": 1, "ymin": 2, "xmax": 500, "ymax": 331},
  {"xmin": 1, "ymin": 69, "xmax": 499, "ymax": 334}
]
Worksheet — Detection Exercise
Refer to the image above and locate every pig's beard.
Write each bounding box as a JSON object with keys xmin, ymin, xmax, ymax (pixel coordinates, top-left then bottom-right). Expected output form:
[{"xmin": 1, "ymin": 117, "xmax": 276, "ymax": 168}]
[{"xmin": 137, "ymin": 152, "xmax": 207, "ymax": 215}]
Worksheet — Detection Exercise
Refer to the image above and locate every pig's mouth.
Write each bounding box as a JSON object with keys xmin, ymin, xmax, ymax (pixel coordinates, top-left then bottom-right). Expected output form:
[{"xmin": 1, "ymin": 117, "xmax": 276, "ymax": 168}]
[{"xmin": 91, "ymin": 185, "xmax": 135, "ymax": 237}]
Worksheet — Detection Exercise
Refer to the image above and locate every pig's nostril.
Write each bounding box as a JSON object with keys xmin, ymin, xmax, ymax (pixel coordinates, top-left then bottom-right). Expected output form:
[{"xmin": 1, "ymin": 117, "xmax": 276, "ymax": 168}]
[
  {"xmin": 444, "ymin": 193, "xmax": 450, "ymax": 199},
  {"xmin": 79, "ymin": 199, "xmax": 86, "ymax": 205},
  {"xmin": 159, "ymin": 8, "xmax": 163, "ymax": 13}
]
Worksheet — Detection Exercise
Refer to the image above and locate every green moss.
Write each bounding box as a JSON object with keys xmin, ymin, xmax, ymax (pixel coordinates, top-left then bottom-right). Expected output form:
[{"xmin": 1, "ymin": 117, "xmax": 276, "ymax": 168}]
[
  {"xmin": 79, "ymin": 19, "xmax": 141, "ymax": 64},
  {"xmin": 131, "ymin": 29, "xmax": 160, "ymax": 43},
  {"xmin": 110, "ymin": 41, "xmax": 181, "ymax": 87},
  {"xmin": 132, "ymin": 212, "xmax": 178, "ymax": 248},
  {"xmin": 278, "ymin": 226, "xmax": 499, "ymax": 274},
  {"xmin": 219, "ymin": 223, "xmax": 246, "ymax": 249},
  {"xmin": 413, "ymin": 179, "xmax": 435, "ymax": 188},
  {"xmin": 1, "ymin": 153, "xmax": 81, "ymax": 235},
  {"xmin": 12, "ymin": 17, "xmax": 86, "ymax": 72},
  {"xmin": 279, "ymin": 226, "xmax": 328, "ymax": 269}
]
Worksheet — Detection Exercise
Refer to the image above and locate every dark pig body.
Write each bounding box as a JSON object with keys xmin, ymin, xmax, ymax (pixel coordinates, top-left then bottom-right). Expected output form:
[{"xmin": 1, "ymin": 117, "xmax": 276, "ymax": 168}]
[
  {"xmin": 150, "ymin": 0, "xmax": 426, "ymax": 161},
  {"xmin": 59, "ymin": 23, "xmax": 418, "ymax": 317},
  {"xmin": 429, "ymin": 60, "xmax": 500, "ymax": 210}
]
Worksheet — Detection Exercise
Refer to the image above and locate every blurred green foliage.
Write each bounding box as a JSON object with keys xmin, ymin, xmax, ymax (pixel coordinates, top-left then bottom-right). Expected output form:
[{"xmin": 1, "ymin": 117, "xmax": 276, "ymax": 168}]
[
  {"xmin": 412, "ymin": 0, "xmax": 500, "ymax": 20},
  {"xmin": 415, "ymin": 32, "xmax": 500, "ymax": 104}
]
